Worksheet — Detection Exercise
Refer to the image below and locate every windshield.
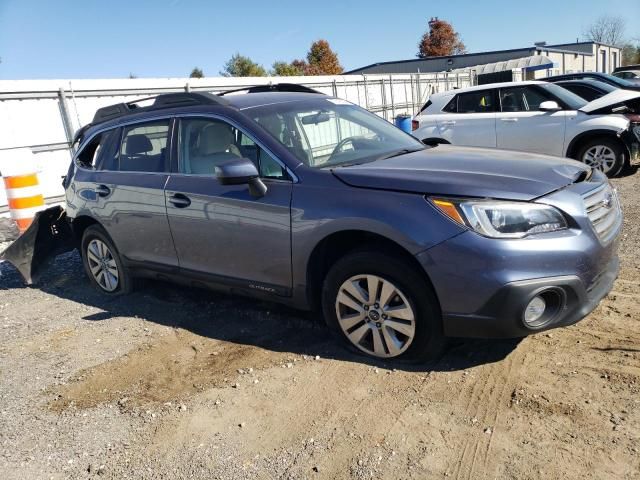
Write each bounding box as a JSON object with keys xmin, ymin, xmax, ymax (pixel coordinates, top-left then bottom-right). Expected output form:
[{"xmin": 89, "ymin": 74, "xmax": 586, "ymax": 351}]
[
  {"xmin": 246, "ymin": 98, "xmax": 425, "ymax": 168},
  {"xmin": 540, "ymin": 83, "xmax": 588, "ymax": 109},
  {"xmin": 598, "ymin": 73, "xmax": 638, "ymax": 88}
]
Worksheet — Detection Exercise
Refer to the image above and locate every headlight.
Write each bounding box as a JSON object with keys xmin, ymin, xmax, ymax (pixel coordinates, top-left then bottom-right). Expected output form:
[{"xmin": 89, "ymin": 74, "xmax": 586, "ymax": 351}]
[{"xmin": 430, "ymin": 198, "xmax": 568, "ymax": 239}]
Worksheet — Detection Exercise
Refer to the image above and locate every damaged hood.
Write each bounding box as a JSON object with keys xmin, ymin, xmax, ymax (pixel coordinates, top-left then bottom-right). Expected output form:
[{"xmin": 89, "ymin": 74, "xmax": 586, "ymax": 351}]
[
  {"xmin": 580, "ymin": 89, "xmax": 640, "ymax": 114},
  {"xmin": 331, "ymin": 145, "xmax": 589, "ymax": 201}
]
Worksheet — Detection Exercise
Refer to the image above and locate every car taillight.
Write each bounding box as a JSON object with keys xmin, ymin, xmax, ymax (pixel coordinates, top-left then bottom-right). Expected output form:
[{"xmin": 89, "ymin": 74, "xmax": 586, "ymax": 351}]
[
  {"xmin": 625, "ymin": 113, "xmax": 640, "ymax": 122},
  {"xmin": 411, "ymin": 119, "xmax": 419, "ymax": 131}
]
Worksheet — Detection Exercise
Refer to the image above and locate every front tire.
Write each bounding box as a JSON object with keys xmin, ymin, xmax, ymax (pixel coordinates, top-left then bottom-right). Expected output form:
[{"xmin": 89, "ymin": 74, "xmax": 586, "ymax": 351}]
[
  {"xmin": 576, "ymin": 137, "xmax": 625, "ymax": 178},
  {"xmin": 81, "ymin": 225, "xmax": 133, "ymax": 295},
  {"xmin": 321, "ymin": 249, "xmax": 445, "ymax": 362}
]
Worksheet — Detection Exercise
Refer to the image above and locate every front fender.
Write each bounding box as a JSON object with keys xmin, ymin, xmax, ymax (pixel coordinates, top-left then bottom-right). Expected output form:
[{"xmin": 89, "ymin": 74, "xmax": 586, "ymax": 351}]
[{"xmin": 289, "ymin": 177, "xmax": 465, "ymax": 303}]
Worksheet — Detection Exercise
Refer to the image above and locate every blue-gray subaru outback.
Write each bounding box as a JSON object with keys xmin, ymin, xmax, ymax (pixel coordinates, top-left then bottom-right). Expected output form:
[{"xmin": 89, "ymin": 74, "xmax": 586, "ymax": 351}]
[{"xmin": 63, "ymin": 84, "xmax": 622, "ymax": 361}]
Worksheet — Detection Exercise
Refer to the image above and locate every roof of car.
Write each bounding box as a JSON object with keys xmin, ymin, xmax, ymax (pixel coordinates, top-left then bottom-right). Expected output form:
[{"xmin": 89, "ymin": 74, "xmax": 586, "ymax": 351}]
[
  {"xmin": 224, "ymin": 91, "xmax": 326, "ymax": 109},
  {"xmin": 545, "ymin": 72, "xmax": 609, "ymax": 81},
  {"xmin": 555, "ymin": 78, "xmax": 617, "ymax": 91},
  {"xmin": 74, "ymin": 86, "xmax": 329, "ymax": 146},
  {"xmin": 430, "ymin": 80, "xmax": 547, "ymax": 97}
]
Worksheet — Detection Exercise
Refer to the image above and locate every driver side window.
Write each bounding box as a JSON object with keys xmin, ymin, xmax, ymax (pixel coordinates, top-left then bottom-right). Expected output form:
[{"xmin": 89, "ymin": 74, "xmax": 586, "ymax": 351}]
[
  {"xmin": 179, "ymin": 118, "xmax": 288, "ymax": 180},
  {"xmin": 500, "ymin": 87, "xmax": 551, "ymax": 112}
]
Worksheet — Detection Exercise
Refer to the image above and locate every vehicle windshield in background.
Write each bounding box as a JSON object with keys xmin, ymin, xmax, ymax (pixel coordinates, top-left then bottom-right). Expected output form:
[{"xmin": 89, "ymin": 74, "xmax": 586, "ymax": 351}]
[
  {"xmin": 602, "ymin": 73, "xmax": 639, "ymax": 88},
  {"xmin": 539, "ymin": 83, "xmax": 588, "ymax": 109},
  {"xmin": 248, "ymin": 99, "xmax": 425, "ymax": 168}
]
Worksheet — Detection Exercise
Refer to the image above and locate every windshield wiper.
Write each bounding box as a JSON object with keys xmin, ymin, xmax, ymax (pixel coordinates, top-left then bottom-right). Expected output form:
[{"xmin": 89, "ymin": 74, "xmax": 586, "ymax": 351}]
[{"xmin": 376, "ymin": 148, "xmax": 424, "ymax": 161}]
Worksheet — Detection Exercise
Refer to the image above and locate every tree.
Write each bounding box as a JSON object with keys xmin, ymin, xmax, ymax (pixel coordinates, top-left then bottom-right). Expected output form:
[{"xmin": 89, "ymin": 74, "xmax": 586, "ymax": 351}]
[
  {"xmin": 220, "ymin": 53, "xmax": 267, "ymax": 77},
  {"xmin": 584, "ymin": 15, "xmax": 626, "ymax": 46},
  {"xmin": 417, "ymin": 18, "xmax": 466, "ymax": 58},
  {"xmin": 189, "ymin": 67, "xmax": 204, "ymax": 78},
  {"xmin": 270, "ymin": 61, "xmax": 304, "ymax": 76},
  {"xmin": 305, "ymin": 40, "xmax": 343, "ymax": 75},
  {"xmin": 621, "ymin": 43, "xmax": 640, "ymax": 65},
  {"xmin": 128, "ymin": 72, "xmax": 138, "ymax": 79}
]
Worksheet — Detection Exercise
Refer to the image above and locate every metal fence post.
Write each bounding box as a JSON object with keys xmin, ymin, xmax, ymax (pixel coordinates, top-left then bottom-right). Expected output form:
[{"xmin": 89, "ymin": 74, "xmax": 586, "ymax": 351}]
[
  {"xmin": 57, "ymin": 88, "xmax": 74, "ymax": 147},
  {"xmin": 389, "ymin": 75, "xmax": 395, "ymax": 120},
  {"xmin": 380, "ymin": 78, "xmax": 387, "ymax": 120},
  {"xmin": 363, "ymin": 76, "xmax": 370, "ymax": 110}
]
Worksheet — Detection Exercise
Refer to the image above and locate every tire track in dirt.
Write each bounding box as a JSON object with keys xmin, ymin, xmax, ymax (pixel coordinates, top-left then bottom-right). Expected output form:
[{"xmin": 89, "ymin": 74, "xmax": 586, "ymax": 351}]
[{"xmin": 450, "ymin": 345, "xmax": 529, "ymax": 480}]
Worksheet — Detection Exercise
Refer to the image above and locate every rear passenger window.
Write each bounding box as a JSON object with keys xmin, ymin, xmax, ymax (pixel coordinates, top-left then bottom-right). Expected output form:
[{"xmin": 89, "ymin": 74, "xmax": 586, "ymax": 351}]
[
  {"xmin": 76, "ymin": 128, "xmax": 120, "ymax": 169},
  {"xmin": 456, "ymin": 91, "xmax": 495, "ymax": 113},
  {"xmin": 118, "ymin": 121, "xmax": 170, "ymax": 173}
]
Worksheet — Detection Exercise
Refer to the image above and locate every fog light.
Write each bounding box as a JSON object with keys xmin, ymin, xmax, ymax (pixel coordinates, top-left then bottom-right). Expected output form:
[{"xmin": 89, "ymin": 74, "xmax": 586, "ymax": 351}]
[{"xmin": 524, "ymin": 295, "xmax": 546, "ymax": 325}]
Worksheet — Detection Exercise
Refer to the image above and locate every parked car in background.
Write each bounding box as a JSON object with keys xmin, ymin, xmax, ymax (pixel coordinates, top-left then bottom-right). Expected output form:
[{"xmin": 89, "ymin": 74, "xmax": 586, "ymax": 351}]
[
  {"xmin": 555, "ymin": 79, "xmax": 617, "ymax": 102},
  {"xmin": 412, "ymin": 81, "xmax": 640, "ymax": 177},
  {"xmin": 613, "ymin": 69, "xmax": 640, "ymax": 82},
  {"xmin": 59, "ymin": 85, "xmax": 622, "ymax": 362},
  {"xmin": 545, "ymin": 72, "xmax": 640, "ymax": 90}
]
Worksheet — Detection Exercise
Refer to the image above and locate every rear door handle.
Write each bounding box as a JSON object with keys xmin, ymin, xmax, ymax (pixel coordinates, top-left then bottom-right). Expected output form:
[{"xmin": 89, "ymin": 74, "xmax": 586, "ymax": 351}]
[
  {"xmin": 441, "ymin": 120, "xmax": 456, "ymax": 126},
  {"xmin": 95, "ymin": 184, "xmax": 111, "ymax": 197},
  {"xmin": 168, "ymin": 193, "xmax": 191, "ymax": 208},
  {"xmin": 500, "ymin": 118, "xmax": 518, "ymax": 122}
]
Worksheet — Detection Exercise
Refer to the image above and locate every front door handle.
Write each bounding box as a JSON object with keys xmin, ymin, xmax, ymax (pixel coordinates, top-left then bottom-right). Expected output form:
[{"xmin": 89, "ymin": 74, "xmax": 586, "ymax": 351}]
[
  {"xmin": 95, "ymin": 184, "xmax": 111, "ymax": 197},
  {"xmin": 441, "ymin": 120, "xmax": 456, "ymax": 126},
  {"xmin": 500, "ymin": 118, "xmax": 518, "ymax": 122},
  {"xmin": 168, "ymin": 193, "xmax": 191, "ymax": 208}
]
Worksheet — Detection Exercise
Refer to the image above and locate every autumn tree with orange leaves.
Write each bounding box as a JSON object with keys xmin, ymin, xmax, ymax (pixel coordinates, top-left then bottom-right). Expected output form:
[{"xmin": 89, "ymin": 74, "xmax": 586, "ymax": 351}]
[
  {"xmin": 417, "ymin": 18, "xmax": 466, "ymax": 58},
  {"xmin": 282, "ymin": 40, "xmax": 343, "ymax": 76}
]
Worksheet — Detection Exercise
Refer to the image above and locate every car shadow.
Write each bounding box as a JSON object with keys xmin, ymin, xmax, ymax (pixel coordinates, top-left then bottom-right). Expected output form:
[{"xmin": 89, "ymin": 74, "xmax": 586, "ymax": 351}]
[
  {"xmin": 618, "ymin": 164, "xmax": 639, "ymax": 178},
  {"xmin": 0, "ymin": 250, "xmax": 521, "ymax": 373}
]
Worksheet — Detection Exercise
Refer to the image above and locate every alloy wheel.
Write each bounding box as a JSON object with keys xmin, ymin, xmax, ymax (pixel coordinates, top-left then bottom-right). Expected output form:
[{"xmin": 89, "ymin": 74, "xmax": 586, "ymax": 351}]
[
  {"xmin": 582, "ymin": 145, "xmax": 617, "ymax": 174},
  {"xmin": 86, "ymin": 239, "xmax": 119, "ymax": 292},
  {"xmin": 335, "ymin": 274, "xmax": 416, "ymax": 358}
]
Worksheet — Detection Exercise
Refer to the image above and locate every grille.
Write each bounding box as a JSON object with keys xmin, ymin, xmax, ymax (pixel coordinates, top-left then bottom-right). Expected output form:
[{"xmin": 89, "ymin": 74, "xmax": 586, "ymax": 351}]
[{"xmin": 582, "ymin": 184, "xmax": 622, "ymax": 244}]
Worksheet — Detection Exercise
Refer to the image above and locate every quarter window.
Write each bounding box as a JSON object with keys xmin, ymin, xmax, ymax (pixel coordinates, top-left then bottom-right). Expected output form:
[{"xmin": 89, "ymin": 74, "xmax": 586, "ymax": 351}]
[
  {"xmin": 118, "ymin": 121, "xmax": 170, "ymax": 173},
  {"xmin": 76, "ymin": 128, "xmax": 120, "ymax": 169}
]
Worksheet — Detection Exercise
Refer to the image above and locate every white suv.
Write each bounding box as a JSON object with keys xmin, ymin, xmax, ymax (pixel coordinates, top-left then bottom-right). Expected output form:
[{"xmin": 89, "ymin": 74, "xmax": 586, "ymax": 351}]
[{"xmin": 412, "ymin": 81, "xmax": 640, "ymax": 177}]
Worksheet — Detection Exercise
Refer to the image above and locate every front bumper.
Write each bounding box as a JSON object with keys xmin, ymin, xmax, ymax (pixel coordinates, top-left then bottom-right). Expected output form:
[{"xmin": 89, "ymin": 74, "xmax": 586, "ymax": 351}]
[
  {"xmin": 417, "ymin": 177, "xmax": 621, "ymax": 339},
  {"xmin": 436, "ymin": 255, "xmax": 618, "ymax": 338}
]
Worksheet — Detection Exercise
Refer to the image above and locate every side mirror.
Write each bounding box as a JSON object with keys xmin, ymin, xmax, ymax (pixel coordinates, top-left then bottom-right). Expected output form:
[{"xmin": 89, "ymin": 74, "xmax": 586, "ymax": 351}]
[
  {"xmin": 539, "ymin": 101, "xmax": 561, "ymax": 112},
  {"xmin": 215, "ymin": 158, "xmax": 267, "ymax": 197}
]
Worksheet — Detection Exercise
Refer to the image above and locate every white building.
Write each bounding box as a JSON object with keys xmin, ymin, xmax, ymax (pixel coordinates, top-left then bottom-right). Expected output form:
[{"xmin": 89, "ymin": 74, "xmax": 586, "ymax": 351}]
[{"xmin": 347, "ymin": 41, "xmax": 623, "ymax": 78}]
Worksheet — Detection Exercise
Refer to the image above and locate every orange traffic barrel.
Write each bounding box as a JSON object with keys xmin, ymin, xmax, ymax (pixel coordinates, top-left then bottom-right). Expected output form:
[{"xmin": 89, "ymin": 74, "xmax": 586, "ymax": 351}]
[{"xmin": 3, "ymin": 172, "xmax": 45, "ymax": 233}]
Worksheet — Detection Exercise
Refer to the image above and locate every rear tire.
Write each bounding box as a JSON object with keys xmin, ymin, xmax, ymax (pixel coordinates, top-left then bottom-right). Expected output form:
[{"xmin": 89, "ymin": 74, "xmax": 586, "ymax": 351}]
[
  {"xmin": 321, "ymin": 249, "xmax": 445, "ymax": 362},
  {"xmin": 576, "ymin": 137, "xmax": 625, "ymax": 178},
  {"xmin": 81, "ymin": 225, "xmax": 133, "ymax": 295}
]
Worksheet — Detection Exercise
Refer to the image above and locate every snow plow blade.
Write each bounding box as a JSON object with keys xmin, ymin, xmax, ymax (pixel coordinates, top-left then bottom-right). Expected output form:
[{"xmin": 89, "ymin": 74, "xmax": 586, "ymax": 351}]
[{"xmin": 0, "ymin": 206, "xmax": 75, "ymax": 284}]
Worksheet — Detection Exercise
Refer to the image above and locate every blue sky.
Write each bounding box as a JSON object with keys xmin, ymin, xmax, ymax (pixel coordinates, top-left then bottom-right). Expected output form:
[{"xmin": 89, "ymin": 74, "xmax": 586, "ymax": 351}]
[{"xmin": 0, "ymin": 0, "xmax": 637, "ymax": 79}]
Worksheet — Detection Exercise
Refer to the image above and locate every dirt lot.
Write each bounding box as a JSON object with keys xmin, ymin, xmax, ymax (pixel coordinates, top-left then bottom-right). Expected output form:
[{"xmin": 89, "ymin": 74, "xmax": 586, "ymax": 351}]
[{"xmin": 1, "ymin": 168, "xmax": 639, "ymax": 480}]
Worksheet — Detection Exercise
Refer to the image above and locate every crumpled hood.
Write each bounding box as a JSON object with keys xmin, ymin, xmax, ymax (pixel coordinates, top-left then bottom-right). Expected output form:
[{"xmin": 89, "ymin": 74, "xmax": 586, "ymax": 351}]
[
  {"xmin": 331, "ymin": 145, "xmax": 590, "ymax": 201},
  {"xmin": 579, "ymin": 89, "xmax": 640, "ymax": 113}
]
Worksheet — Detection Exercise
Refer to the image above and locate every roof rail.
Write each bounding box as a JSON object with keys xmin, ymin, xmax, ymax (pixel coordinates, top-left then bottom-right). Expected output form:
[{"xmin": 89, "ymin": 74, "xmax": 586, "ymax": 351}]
[
  {"xmin": 218, "ymin": 83, "xmax": 323, "ymax": 96},
  {"xmin": 92, "ymin": 91, "xmax": 229, "ymax": 124}
]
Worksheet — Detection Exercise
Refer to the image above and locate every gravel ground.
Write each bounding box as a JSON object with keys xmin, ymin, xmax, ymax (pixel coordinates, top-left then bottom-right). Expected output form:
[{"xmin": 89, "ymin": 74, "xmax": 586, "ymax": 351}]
[{"xmin": 0, "ymin": 166, "xmax": 639, "ymax": 479}]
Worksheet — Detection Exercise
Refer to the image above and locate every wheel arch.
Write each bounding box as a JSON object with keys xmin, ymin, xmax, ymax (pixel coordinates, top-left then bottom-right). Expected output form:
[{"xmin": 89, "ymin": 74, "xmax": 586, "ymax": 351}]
[
  {"xmin": 70, "ymin": 215, "xmax": 102, "ymax": 244},
  {"xmin": 565, "ymin": 129, "xmax": 630, "ymax": 159},
  {"xmin": 304, "ymin": 229, "xmax": 439, "ymax": 313}
]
